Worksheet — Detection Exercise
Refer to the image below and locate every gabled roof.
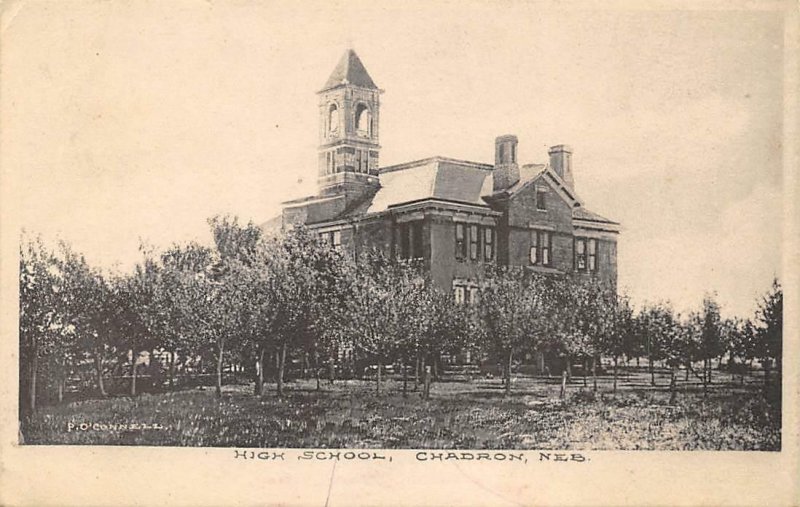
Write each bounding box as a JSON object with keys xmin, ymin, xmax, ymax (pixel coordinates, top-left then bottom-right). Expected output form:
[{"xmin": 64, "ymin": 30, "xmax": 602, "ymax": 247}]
[
  {"xmin": 486, "ymin": 164, "xmax": 583, "ymax": 208},
  {"xmin": 320, "ymin": 49, "xmax": 378, "ymax": 92}
]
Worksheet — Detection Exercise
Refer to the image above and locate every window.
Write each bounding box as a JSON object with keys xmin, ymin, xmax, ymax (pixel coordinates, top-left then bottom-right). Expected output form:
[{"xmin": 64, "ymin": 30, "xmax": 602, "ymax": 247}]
[
  {"xmin": 456, "ymin": 223, "xmax": 494, "ymax": 262},
  {"xmin": 498, "ymin": 143, "xmax": 505, "ymax": 162},
  {"xmin": 530, "ymin": 230, "xmax": 552, "ymax": 267},
  {"xmin": 511, "ymin": 143, "xmax": 516, "ymax": 163},
  {"xmin": 411, "ymin": 222, "xmax": 423, "ymax": 259},
  {"xmin": 455, "ymin": 223, "xmax": 467, "ymax": 260},
  {"xmin": 355, "ymin": 150, "xmax": 367, "ymax": 173},
  {"xmin": 396, "ymin": 221, "xmax": 424, "ymax": 260},
  {"xmin": 576, "ymin": 238, "xmax": 587, "ymax": 271},
  {"xmin": 394, "ymin": 226, "xmax": 404, "ymax": 260},
  {"xmin": 326, "ymin": 151, "xmax": 337, "ymax": 173},
  {"xmin": 541, "ymin": 232, "xmax": 551, "ymax": 266},
  {"xmin": 469, "ymin": 225, "xmax": 479, "ymax": 260},
  {"xmin": 328, "ymin": 104, "xmax": 339, "ymax": 134},
  {"xmin": 483, "ymin": 227, "xmax": 494, "ymax": 261},
  {"xmin": 355, "ymin": 104, "xmax": 371, "ymax": 136},
  {"xmin": 588, "ymin": 239, "xmax": 597, "ymax": 272},
  {"xmin": 400, "ymin": 225, "xmax": 410, "ymax": 259},
  {"xmin": 320, "ymin": 230, "xmax": 342, "ymax": 248},
  {"xmin": 536, "ymin": 189, "xmax": 547, "ymax": 211},
  {"xmin": 454, "ymin": 283, "xmax": 479, "ymax": 305}
]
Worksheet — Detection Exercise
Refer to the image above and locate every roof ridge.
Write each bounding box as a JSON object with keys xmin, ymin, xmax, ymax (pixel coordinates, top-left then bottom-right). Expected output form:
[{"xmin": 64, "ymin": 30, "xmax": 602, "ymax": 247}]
[{"xmin": 379, "ymin": 155, "xmax": 493, "ymax": 175}]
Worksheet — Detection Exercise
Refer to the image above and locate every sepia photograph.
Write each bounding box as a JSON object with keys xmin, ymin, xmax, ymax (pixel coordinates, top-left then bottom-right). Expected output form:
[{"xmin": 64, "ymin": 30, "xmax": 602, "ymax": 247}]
[{"xmin": 1, "ymin": 0, "xmax": 798, "ymax": 505}]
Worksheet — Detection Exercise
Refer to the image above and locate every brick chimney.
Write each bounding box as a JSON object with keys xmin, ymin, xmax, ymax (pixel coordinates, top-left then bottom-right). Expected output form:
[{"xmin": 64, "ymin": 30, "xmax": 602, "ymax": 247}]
[
  {"xmin": 548, "ymin": 145, "xmax": 574, "ymax": 189},
  {"xmin": 493, "ymin": 135, "xmax": 520, "ymax": 192}
]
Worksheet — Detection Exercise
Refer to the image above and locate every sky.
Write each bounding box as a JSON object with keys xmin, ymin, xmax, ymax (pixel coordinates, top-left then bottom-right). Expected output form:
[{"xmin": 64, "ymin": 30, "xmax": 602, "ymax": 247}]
[{"xmin": 1, "ymin": 0, "xmax": 789, "ymax": 318}]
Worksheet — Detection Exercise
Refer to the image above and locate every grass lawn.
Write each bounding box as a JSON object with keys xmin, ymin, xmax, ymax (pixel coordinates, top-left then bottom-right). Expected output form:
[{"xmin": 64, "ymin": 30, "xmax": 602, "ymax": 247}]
[{"xmin": 21, "ymin": 369, "xmax": 781, "ymax": 450}]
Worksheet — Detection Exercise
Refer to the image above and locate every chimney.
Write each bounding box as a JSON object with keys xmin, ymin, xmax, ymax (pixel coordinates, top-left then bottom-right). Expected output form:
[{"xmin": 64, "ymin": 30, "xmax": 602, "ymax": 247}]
[
  {"xmin": 548, "ymin": 145, "xmax": 574, "ymax": 189},
  {"xmin": 493, "ymin": 135, "xmax": 520, "ymax": 192}
]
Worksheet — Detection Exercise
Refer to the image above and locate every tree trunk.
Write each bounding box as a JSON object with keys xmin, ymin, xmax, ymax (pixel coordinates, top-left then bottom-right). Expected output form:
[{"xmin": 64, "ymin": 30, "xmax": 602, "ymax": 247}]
[
  {"xmin": 566, "ymin": 355, "xmax": 572, "ymax": 382},
  {"xmin": 255, "ymin": 347, "xmax": 265, "ymax": 396},
  {"xmin": 169, "ymin": 350, "xmax": 176, "ymax": 391},
  {"xmin": 669, "ymin": 367, "xmax": 677, "ymax": 404},
  {"xmin": 433, "ymin": 357, "xmax": 439, "ymax": 382},
  {"xmin": 613, "ymin": 355, "xmax": 618, "ymax": 392},
  {"xmin": 29, "ymin": 352, "xmax": 38, "ymax": 413},
  {"xmin": 215, "ymin": 343, "xmax": 225, "ymax": 399},
  {"xmin": 505, "ymin": 350, "xmax": 513, "ymax": 397},
  {"xmin": 402, "ymin": 356, "xmax": 408, "ymax": 398},
  {"xmin": 592, "ymin": 355, "xmax": 598, "ymax": 392},
  {"xmin": 649, "ymin": 354, "xmax": 655, "ymax": 386},
  {"xmin": 130, "ymin": 352, "xmax": 137, "ymax": 397},
  {"xmin": 150, "ymin": 348, "xmax": 158, "ymax": 392},
  {"xmin": 376, "ymin": 360, "xmax": 382, "ymax": 394},
  {"xmin": 560, "ymin": 369, "xmax": 567, "ymax": 399},
  {"xmin": 94, "ymin": 352, "xmax": 107, "ymax": 397},
  {"xmin": 702, "ymin": 359, "xmax": 708, "ymax": 397},
  {"xmin": 423, "ymin": 365, "xmax": 431, "ymax": 400},
  {"xmin": 328, "ymin": 355, "xmax": 336, "ymax": 385},
  {"xmin": 57, "ymin": 363, "xmax": 64, "ymax": 404},
  {"xmin": 764, "ymin": 357, "xmax": 770, "ymax": 389},
  {"xmin": 420, "ymin": 355, "xmax": 426, "ymax": 394},
  {"xmin": 315, "ymin": 355, "xmax": 321, "ymax": 392},
  {"xmin": 414, "ymin": 354, "xmax": 420, "ymax": 392},
  {"xmin": 277, "ymin": 342, "xmax": 287, "ymax": 397},
  {"xmin": 582, "ymin": 358, "xmax": 587, "ymax": 387},
  {"xmin": 636, "ymin": 356, "xmax": 640, "ymax": 368},
  {"xmin": 685, "ymin": 361, "xmax": 690, "ymax": 381}
]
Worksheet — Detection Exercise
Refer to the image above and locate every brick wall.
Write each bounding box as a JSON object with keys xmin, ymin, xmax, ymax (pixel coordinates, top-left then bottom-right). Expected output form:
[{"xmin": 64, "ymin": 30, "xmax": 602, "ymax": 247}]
[
  {"xmin": 428, "ymin": 217, "xmax": 490, "ymax": 291},
  {"xmin": 505, "ymin": 176, "xmax": 574, "ymax": 272}
]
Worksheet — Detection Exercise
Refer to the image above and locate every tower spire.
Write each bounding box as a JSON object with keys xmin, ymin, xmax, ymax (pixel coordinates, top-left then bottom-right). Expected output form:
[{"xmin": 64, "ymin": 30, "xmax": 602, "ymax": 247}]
[
  {"xmin": 316, "ymin": 49, "xmax": 382, "ymax": 202},
  {"xmin": 320, "ymin": 49, "xmax": 378, "ymax": 92}
]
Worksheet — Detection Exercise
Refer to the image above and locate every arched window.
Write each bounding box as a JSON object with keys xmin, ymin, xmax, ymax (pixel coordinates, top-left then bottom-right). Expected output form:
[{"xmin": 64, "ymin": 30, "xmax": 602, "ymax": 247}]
[
  {"xmin": 328, "ymin": 104, "xmax": 339, "ymax": 135},
  {"xmin": 355, "ymin": 103, "xmax": 371, "ymax": 136}
]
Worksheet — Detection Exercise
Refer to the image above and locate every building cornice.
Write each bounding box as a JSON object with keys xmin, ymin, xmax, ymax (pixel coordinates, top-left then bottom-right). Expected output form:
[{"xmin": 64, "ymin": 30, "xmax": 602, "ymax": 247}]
[
  {"xmin": 573, "ymin": 219, "xmax": 621, "ymax": 235},
  {"xmin": 305, "ymin": 197, "xmax": 501, "ymax": 230},
  {"xmin": 282, "ymin": 194, "xmax": 344, "ymax": 208}
]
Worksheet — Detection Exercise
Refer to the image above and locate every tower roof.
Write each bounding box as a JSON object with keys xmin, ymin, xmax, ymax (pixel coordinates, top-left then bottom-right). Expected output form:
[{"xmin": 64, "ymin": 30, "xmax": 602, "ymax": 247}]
[{"xmin": 320, "ymin": 49, "xmax": 378, "ymax": 92}]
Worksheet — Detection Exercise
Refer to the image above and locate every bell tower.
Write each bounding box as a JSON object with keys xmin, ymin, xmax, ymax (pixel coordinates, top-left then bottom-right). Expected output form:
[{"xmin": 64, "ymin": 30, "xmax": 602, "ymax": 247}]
[{"xmin": 317, "ymin": 49, "xmax": 382, "ymax": 200}]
